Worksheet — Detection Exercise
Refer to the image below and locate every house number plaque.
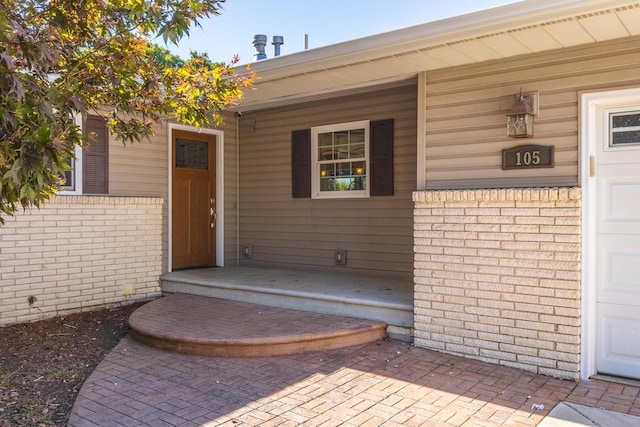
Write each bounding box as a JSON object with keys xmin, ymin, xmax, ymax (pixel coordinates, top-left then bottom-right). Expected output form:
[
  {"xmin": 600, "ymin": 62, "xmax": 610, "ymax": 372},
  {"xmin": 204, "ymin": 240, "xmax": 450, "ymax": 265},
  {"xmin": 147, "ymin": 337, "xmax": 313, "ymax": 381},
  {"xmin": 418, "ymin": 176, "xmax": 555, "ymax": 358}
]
[{"xmin": 502, "ymin": 144, "xmax": 554, "ymax": 170}]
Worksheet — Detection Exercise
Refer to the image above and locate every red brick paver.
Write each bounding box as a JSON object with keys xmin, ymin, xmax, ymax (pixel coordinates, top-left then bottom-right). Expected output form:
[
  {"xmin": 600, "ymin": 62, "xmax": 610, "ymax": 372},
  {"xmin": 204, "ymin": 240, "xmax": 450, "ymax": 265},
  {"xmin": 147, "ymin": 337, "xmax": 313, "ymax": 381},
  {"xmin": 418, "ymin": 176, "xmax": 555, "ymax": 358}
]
[
  {"xmin": 565, "ymin": 379, "xmax": 640, "ymax": 417},
  {"xmin": 67, "ymin": 335, "xmax": 624, "ymax": 427},
  {"xmin": 68, "ymin": 296, "xmax": 640, "ymax": 426},
  {"xmin": 128, "ymin": 294, "xmax": 386, "ymax": 357}
]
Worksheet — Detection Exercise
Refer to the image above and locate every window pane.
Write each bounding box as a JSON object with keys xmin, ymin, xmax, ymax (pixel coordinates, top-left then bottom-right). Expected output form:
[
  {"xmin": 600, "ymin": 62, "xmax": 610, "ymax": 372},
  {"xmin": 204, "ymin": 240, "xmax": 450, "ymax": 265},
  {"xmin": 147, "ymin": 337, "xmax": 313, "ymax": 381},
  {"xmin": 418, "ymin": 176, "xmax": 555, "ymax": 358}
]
[
  {"xmin": 318, "ymin": 133, "xmax": 332, "ymax": 148},
  {"xmin": 334, "ymin": 130, "xmax": 349, "ymax": 145},
  {"xmin": 350, "ymin": 142, "xmax": 365, "ymax": 159},
  {"xmin": 58, "ymin": 156, "xmax": 75, "ymax": 191},
  {"xmin": 334, "ymin": 145, "xmax": 349, "ymax": 160},
  {"xmin": 318, "ymin": 161, "xmax": 367, "ymax": 192},
  {"xmin": 612, "ymin": 113, "xmax": 640, "ymax": 128},
  {"xmin": 320, "ymin": 177, "xmax": 335, "ymax": 191},
  {"xmin": 610, "ymin": 112, "xmax": 640, "ymax": 146},
  {"xmin": 320, "ymin": 164, "xmax": 335, "ymax": 177},
  {"xmin": 317, "ymin": 128, "xmax": 366, "ymax": 163},
  {"xmin": 58, "ymin": 170, "xmax": 74, "ymax": 191},
  {"xmin": 612, "ymin": 130, "xmax": 640, "ymax": 145},
  {"xmin": 176, "ymin": 139, "xmax": 209, "ymax": 169},
  {"xmin": 350, "ymin": 128, "xmax": 365, "ymax": 143},
  {"xmin": 337, "ymin": 163, "xmax": 351, "ymax": 177}
]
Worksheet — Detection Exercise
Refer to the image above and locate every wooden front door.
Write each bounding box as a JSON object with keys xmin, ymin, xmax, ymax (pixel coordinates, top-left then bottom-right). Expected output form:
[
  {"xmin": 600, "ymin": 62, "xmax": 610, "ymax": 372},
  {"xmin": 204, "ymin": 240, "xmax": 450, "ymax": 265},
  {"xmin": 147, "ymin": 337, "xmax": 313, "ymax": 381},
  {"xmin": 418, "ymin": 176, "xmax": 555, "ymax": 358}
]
[{"xmin": 172, "ymin": 130, "xmax": 217, "ymax": 269}]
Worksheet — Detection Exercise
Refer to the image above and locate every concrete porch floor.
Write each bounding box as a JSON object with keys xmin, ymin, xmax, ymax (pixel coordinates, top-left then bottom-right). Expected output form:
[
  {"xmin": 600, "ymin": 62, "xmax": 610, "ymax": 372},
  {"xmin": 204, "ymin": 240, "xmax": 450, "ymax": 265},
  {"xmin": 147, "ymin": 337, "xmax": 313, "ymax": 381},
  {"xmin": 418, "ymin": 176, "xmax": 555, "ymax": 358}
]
[{"xmin": 160, "ymin": 266, "xmax": 414, "ymax": 340}]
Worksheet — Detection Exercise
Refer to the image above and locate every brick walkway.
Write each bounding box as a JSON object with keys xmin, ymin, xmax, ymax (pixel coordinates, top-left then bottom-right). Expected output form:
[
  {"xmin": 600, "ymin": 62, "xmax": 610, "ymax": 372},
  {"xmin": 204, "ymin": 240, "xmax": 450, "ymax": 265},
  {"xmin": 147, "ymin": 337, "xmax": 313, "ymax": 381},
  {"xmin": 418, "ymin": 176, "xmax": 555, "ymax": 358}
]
[{"xmin": 67, "ymin": 335, "xmax": 640, "ymax": 426}]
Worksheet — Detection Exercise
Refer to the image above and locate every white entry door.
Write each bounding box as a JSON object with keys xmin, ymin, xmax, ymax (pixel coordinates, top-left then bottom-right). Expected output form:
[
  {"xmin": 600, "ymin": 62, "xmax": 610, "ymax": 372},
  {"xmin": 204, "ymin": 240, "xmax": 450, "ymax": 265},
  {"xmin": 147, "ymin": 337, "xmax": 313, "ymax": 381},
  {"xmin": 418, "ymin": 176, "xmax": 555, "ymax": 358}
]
[{"xmin": 596, "ymin": 105, "xmax": 640, "ymax": 379}]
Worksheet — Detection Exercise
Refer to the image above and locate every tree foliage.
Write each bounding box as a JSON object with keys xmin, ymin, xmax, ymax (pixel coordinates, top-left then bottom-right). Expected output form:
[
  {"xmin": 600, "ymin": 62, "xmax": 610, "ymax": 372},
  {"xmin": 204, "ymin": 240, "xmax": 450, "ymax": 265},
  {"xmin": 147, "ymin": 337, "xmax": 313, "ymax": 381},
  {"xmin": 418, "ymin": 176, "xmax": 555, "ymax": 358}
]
[{"xmin": 0, "ymin": 0, "xmax": 254, "ymax": 221}]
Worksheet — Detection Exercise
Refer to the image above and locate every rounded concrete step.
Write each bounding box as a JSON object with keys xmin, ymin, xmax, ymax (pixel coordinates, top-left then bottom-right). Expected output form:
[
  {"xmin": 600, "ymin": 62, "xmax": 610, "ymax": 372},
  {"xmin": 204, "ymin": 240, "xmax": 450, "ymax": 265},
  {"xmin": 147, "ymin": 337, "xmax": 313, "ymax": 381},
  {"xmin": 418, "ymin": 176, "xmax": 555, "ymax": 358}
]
[{"xmin": 129, "ymin": 293, "xmax": 387, "ymax": 357}]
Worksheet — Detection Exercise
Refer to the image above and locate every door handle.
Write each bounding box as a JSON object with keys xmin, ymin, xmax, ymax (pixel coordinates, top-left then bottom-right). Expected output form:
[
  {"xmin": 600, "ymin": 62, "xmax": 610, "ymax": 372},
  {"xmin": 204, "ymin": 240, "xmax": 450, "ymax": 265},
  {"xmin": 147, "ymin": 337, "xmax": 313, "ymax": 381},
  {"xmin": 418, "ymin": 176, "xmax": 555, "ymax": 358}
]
[{"xmin": 210, "ymin": 198, "xmax": 216, "ymax": 228}]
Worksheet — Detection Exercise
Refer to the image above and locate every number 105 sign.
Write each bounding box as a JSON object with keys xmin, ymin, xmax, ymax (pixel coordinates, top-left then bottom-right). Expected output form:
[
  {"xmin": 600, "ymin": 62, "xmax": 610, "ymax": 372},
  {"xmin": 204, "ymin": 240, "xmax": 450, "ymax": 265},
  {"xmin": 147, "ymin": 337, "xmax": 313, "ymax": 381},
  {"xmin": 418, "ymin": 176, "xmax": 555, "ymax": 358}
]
[{"xmin": 502, "ymin": 144, "xmax": 554, "ymax": 170}]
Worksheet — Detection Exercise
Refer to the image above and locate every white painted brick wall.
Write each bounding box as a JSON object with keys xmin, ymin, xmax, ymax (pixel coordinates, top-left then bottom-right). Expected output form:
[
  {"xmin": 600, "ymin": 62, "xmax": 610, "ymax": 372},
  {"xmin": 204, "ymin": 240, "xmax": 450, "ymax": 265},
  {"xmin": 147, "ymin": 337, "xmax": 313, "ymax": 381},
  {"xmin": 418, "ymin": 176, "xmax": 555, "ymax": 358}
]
[
  {"xmin": 413, "ymin": 188, "xmax": 581, "ymax": 380},
  {"xmin": 0, "ymin": 196, "xmax": 164, "ymax": 326}
]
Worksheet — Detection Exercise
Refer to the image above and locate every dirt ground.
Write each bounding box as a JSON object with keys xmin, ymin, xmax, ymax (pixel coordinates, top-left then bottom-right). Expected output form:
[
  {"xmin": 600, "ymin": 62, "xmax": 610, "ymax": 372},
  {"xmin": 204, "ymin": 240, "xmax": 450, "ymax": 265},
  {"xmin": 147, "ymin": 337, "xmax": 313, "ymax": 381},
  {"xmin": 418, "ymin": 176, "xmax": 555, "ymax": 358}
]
[{"xmin": 0, "ymin": 302, "xmax": 146, "ymax": 426}]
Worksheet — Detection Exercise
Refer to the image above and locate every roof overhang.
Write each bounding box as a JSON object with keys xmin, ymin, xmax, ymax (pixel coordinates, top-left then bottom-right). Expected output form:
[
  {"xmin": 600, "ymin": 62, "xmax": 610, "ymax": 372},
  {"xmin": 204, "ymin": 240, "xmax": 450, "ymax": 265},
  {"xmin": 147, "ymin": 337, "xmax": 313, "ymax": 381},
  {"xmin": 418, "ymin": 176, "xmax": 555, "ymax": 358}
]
[{"xmin": 233, "ymin": 0, "xmax": 640, "ymax": 112}]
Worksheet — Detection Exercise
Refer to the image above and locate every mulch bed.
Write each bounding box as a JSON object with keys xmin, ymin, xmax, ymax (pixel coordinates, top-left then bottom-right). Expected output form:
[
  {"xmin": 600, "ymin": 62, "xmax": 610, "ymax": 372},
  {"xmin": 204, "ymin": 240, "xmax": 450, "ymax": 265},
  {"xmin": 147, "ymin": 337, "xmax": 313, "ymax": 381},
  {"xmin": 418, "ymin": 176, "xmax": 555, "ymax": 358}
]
[{"xmin": 0, "ymin": 302, "xmax": 146, "ymax": 426}]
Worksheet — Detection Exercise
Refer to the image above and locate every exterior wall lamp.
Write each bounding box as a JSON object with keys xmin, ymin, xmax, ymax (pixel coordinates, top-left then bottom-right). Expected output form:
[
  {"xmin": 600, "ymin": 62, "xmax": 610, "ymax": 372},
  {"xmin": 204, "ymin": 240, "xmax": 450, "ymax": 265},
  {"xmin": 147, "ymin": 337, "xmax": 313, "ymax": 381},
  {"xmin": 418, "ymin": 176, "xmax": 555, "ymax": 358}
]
[{"xmin": 507, "ymin": 91, "xmax": 536, "ymax": 138}]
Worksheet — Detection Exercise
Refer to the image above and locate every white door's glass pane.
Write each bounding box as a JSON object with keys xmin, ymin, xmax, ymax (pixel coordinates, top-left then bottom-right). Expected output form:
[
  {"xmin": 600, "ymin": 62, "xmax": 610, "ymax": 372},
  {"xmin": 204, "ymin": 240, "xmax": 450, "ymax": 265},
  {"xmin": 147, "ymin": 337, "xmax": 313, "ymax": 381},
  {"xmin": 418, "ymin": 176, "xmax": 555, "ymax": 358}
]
[
  {"xmin": 612, "ymin": 112, "xmax": 640, "ymax": 128},
  {"xmin": 610, "ymin": 112, "xmax": 640, "ymax": 146},
  {"xmin": 612, "ymin": 131, "xmax": 640, "ymax": 146}
]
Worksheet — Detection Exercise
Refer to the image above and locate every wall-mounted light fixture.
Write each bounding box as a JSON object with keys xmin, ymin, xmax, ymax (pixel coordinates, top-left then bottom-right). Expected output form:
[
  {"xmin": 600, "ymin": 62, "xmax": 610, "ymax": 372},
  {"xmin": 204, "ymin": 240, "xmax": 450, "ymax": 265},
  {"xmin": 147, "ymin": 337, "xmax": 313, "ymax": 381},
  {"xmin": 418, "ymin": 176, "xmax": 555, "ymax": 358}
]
[{"xmin": 507, "ymin": 91, "xmax": 536, "ymax": 138}]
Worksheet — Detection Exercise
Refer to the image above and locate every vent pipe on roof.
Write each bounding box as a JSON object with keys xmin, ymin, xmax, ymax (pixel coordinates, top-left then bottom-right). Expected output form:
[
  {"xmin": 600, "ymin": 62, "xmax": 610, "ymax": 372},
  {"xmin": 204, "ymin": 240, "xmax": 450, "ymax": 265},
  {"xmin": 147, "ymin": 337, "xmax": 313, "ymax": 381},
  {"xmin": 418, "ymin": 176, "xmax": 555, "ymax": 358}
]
[
  {"xmin": 252, "ymin": 34, "xmax": 267, "ymax": 61},
  {"xmin": 272, "ymin": 35, "xmax": 284, "ymax": 57}
]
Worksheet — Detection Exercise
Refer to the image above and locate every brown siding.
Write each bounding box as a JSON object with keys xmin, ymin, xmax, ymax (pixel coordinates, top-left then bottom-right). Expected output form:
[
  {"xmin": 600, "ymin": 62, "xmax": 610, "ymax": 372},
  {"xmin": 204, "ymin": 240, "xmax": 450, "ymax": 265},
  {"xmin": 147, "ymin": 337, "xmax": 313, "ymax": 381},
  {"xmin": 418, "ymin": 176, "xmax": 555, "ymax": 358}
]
[
  {"xmin": 109, "ymin": 126, "xmax": 168, "ymax": 198},
  {"xmin": 220, "ymin": 114, "xmax": 239, "ymax": 266},
  {"xmin": 238, "ymin": 83, "xmax": 417, "ymax": 273},
  {"xmin": 423, "ymin": 35, "xmax": 640, "ymax": 190}
]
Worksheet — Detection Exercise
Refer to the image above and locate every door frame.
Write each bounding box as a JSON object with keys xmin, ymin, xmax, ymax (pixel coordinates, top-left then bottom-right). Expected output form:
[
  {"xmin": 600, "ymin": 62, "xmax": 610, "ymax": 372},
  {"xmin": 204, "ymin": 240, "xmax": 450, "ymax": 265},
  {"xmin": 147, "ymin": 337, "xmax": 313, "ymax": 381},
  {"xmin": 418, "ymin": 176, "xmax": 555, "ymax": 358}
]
[
  {"xmin": 580, "ymin": 86, "xmax": 640, "ymax": 380},
  {"xmin": 167, "ymin": 123, "xmax": 225, "ymax": 271}
]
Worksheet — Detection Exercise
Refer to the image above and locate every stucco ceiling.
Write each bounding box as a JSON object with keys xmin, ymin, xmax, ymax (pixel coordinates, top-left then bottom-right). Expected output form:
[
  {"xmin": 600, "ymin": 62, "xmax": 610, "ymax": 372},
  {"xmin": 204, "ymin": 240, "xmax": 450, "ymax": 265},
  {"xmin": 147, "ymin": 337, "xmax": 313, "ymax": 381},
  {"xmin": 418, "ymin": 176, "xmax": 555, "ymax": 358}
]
[{"xmin": 234, "ymin": 0, "xmax": 640, "ymax": 111}]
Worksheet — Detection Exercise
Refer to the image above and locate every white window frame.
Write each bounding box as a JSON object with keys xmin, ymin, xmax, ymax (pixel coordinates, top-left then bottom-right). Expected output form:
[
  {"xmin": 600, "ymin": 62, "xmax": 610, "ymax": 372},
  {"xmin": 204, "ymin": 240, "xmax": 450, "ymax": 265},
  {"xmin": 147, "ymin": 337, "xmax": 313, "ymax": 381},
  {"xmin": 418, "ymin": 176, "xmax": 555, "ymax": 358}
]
[
  {"xmin": 57, "ymin": 114, "xmax": 83, "ymax": 195},
  {"xmin": 311, "ymin": 120, "xmax": 370, "ymax": 199}
]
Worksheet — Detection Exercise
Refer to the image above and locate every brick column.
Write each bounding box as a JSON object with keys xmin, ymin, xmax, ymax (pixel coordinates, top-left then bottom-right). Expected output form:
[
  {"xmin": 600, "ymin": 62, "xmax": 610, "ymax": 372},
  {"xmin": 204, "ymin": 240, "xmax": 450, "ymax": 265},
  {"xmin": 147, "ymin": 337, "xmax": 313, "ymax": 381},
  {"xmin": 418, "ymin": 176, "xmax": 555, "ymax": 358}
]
[{"xmin": 413, "ymin": 188, "xmax": 581, "ymax": 379}]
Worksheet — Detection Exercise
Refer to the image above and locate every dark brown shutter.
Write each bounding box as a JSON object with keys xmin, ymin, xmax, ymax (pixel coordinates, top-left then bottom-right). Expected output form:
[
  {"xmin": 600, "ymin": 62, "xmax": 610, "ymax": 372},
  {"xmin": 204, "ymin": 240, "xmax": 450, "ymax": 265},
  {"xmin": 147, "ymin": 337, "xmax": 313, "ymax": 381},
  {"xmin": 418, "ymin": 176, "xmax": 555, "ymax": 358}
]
[
  {"xmin": 291, "ymin": 129, "xmax": 311, "ymax": 198},
  {"xmin": 370, "ymin": 119, "xmax": 394, "ymax": 196},
  {"xmin": 83, "ymin": 115, "xmax": 109, "ymax": 194}
]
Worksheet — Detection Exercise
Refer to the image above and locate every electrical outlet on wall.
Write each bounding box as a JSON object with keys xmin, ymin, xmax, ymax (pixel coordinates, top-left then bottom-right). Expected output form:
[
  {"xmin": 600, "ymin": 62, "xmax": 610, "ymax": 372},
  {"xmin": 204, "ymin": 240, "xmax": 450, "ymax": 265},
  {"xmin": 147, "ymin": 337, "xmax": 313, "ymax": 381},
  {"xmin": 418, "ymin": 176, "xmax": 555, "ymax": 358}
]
[
  {"xmin": 243, "ymin": 245, "xmax": 253, "ymax": 258},
  {"xmin": 335, "ymin": 250, "xmax": 347, "ymax": 266}
]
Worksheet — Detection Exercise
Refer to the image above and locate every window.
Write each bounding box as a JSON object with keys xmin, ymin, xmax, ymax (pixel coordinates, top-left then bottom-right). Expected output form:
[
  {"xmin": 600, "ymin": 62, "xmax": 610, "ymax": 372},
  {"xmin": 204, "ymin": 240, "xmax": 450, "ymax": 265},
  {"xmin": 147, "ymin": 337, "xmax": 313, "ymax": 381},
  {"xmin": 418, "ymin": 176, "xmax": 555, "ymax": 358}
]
[
  {"xmin": 610, "ymin": 110, "xmax": 640, "ymax": 147},
  {"xmin": 312, "ymin": 120, "xmax": 369, "ymax": 198},
  {"xmin": 56, "ymin": 114, "xmax": 109, "ymax": 195},
  {"xmin": 57, "ymin": 145, "xmax": 83, "ymax": 194},
  {"xmin": 292, "ymin": 119, "xmax": 394, "ymax": 199}
]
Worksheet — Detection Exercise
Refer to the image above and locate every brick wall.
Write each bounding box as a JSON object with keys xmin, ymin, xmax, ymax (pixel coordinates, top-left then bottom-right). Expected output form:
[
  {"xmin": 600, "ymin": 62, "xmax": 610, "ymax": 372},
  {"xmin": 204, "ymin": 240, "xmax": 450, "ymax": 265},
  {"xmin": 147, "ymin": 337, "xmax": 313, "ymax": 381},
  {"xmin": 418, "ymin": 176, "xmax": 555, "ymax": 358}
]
[
  {"xmin": 0, "ymin": 196, "xmax": 164, "ymax": 326},
  {"xmin": 413, "ymin": 188, "xmax": 581, "ymax": 380}
]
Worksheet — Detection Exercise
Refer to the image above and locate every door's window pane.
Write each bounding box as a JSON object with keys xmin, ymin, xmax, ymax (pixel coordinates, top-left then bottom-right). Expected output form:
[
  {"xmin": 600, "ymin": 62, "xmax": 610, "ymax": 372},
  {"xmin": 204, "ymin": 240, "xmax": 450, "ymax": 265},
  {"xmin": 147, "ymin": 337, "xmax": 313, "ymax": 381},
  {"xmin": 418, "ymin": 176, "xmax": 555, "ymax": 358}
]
[
  {"xmin": 610, "ymin": 112, "xmax": 640, "ymax": 146},
  {"xmin": 176, "ymin": 139, "xmax": 208, "ymax": 169},
  {"xmin": 612, "ymin": 130, "xmax": 640, "ymax": 146}
]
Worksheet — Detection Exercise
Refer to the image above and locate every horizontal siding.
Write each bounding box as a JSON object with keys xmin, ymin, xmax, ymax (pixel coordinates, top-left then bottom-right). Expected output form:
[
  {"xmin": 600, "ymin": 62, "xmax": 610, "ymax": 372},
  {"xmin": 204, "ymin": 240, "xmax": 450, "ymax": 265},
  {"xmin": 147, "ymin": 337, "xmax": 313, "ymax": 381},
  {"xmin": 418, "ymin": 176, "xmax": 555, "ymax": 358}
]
[
  {"xmin": 220, "ymin": 113, "xmax": 239, "ymax": 266},
  {"xmin": 238, "ymin": 83, "xmax": 417, "ymax": 273},
  {"xmin": 423, "ymin": 35, "xmax": 640, "ymax": 189},
  {"xmin": 109, "ymin": 126, "xmax": 168, "ymax": 198}
]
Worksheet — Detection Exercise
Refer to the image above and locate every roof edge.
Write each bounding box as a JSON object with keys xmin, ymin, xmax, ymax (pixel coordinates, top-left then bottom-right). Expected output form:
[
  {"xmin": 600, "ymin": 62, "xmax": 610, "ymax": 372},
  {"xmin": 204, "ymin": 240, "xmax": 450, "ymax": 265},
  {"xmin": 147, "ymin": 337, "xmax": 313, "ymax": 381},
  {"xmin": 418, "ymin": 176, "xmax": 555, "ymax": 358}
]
[{"xmin": 244, "ymin": 0, "xmax": 638, "ymax": 78}]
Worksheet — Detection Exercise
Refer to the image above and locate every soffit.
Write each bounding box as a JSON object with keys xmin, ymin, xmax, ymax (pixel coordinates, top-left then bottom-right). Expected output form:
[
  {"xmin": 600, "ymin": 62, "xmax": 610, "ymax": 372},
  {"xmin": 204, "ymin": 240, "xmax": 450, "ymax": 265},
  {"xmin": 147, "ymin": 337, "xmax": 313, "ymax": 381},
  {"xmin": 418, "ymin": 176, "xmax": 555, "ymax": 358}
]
[{"xmin": 235, "ymin": 1, "xmax": 640, "ymax": 111}]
